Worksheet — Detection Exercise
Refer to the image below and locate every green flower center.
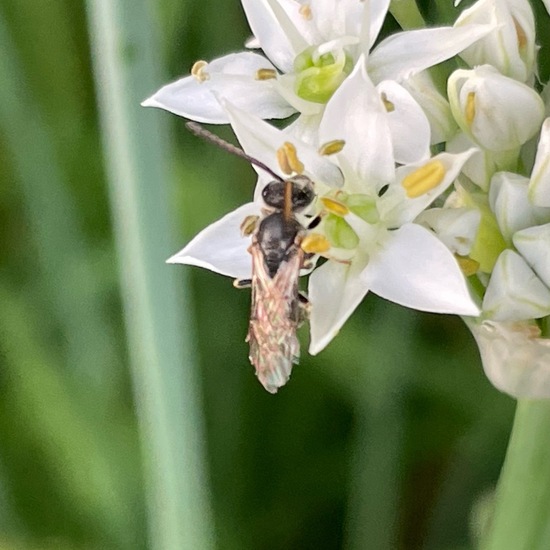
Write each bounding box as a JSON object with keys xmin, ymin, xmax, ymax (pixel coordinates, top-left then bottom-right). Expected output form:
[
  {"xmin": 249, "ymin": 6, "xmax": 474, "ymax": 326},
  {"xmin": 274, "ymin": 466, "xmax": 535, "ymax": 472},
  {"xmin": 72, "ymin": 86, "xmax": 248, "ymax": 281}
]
[
  {"xmin": 293, "ymin": 46, "xmax": 353, "ymax": 104},
  {"xmin": 322, "ymin": 193, "xmax": 379, "ymax": 249}
]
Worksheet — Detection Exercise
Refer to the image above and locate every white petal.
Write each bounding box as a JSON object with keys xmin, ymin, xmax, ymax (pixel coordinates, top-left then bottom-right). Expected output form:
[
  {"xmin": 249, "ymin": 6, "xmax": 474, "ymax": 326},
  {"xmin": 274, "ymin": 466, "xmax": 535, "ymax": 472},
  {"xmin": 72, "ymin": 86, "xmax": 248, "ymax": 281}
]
[
  {"xmin": 369, "ymin": 24, "xmax": 495, "ymax": 83},
  {"xmin": 311, "ymin": 0, "xmax": 368, "ymax": 40},
  {"xmin": 241, "ymin": 0, "xmax": 307, "ymax": 72},
  {"xmin": 544, "ymin": 0, "xmax": 550, "ymax": 16},
  {"xmin": 529, "ymin": 118, "xmax": 550, "ymax": 207},
  {"xmin": 167, "ymin": 203, "xmax": 258, "ymax": 279},
  {"xmin": 401, "ymin": 71, "xmax": 457, "ymax": 145},
  {"xmin": 308, "ymin": 259, "xmax": 370, "ymax": 355},
  {"xmin": 319, "ymin": 58, "xmax": 395, "ymax": 192},
  {"xmin": 482, "ymin": 249, "xmax": 550, "ymax": 321},
  {"xmin": 417, "ymin": 207, "xmax": 481, "ymax": 256},
  {"xmin": 455, "ymin": 0, "xmax": 536, "ymax": 82},
  {"xmin": 142, "ymin": 53, "xmax": 295, "ymax": 123},
  {"xmin": 368, "ymin": 0, "xmax": 391, "ymax": 48},
  {"xmin": 376, "ymin": 80, "xmax": 430, "ymax": 164},
  {"xmin": 513, "ymin": 223, "xmax": 550, "ymax": 288},
  {"xmin": 362, "ymin": 223, "xmax": 480, "ymax": 315},
  {"xmin": 489, "ymin": 172, "xmax": 550, "ymax": 244},
  {"xmin": 465, "ymin": 318, "xmax": 550, "ymax": 399},
  {"xmin": 223, "ymin": 100, "xmax": 344, "ymax": 187}
]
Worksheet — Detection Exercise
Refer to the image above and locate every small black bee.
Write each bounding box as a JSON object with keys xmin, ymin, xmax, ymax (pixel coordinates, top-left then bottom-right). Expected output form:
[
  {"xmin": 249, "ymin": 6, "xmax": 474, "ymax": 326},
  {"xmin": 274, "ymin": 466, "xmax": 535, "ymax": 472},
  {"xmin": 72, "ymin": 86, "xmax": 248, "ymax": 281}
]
[{"xmin": 185, "ymin": 122, "xmax": 315, "ymax": 393}]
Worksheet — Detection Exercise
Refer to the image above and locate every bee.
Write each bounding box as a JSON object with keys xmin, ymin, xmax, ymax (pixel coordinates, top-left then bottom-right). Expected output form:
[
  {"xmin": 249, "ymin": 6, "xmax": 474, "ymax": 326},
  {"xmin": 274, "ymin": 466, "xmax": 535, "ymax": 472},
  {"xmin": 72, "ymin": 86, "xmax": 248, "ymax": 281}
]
[{"xmin": 185, "ymin": 122, "xmax": 316, "ymax": 393}]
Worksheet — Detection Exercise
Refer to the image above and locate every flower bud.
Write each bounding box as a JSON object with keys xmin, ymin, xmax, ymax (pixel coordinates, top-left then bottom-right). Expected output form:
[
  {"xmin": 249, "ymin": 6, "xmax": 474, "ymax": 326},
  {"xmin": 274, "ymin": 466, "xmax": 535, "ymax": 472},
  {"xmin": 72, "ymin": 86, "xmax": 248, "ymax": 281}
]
[
  {"xmin": 447, "ymin": 65, "xmax": 545, "ymax": 152},
  {"xmin": 488, "ymin": 172, "xmax": 550, "ymax": 244},
  {"xmin": 513, "ymin": 223, "xmax": 550, "ymax": 288},
  {"xmin": 482, "ymin": 249, "xmax": 550, "ymax": 321},
  {"xmin": 454, "ymin": 0, "xmax": 536, "ymax": 82},
  {"xmin": 465, "ymin": 318, "xmax": 550, "ymax": 398}
]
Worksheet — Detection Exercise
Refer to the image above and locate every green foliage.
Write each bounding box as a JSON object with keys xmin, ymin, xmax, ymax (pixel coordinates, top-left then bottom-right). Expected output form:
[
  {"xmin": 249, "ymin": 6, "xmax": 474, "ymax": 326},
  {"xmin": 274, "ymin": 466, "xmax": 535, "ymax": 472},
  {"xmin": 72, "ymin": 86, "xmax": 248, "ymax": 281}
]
[{"xmin": 6, "ymin": 0, "xmax": 550, "ymax": 548}]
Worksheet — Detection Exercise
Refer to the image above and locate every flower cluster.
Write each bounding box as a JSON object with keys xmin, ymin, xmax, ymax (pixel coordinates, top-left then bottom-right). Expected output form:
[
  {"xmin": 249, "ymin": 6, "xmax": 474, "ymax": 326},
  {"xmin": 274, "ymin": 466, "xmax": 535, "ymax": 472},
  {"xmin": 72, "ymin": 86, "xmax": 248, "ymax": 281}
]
[{"xmin": 144, "ymin": 0, "xmax": 550, "ymax": 395}]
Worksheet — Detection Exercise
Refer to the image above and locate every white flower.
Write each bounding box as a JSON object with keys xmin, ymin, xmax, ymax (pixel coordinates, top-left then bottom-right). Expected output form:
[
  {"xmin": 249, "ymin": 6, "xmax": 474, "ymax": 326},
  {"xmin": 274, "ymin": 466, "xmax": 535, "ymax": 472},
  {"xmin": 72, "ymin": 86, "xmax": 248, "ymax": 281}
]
[
  {"xmin": 169, "ymin": 66, "xmax": 479, "ymax": 358},
  {"xmin": 309, "ymin": 62, "xmax": 480, "ymax": 353},
  {"xmin": 447, "ymin": 65, "xmax": 545, "ymax": 152},
  {"xmin": 454, "ymin": 0, "xmax": 536, "ymax": 83},
  {"xmin": 465, "ymin": 318, "xmax": 550, "ymax": 398},
  {"xmin": 143, "ymin": 0, "xmax": 495, "ymax": 136}
]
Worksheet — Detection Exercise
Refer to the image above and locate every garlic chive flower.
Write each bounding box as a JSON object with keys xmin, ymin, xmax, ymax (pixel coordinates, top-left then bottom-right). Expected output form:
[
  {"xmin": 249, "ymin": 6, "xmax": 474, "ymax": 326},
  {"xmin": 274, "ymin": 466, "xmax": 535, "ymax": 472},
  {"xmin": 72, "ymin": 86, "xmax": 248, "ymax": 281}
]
[{"xmin": 142, "ymin": 0, "xmax": 495, "ymax": 135}]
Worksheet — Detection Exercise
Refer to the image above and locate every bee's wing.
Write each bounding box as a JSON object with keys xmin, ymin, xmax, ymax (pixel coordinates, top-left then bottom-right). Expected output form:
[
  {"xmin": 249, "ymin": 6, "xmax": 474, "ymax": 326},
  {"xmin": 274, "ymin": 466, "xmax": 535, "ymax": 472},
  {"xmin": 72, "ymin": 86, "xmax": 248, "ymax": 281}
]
[{"xmin": 247, "ymin": 242, "xmax": 303, "ymax": 393}]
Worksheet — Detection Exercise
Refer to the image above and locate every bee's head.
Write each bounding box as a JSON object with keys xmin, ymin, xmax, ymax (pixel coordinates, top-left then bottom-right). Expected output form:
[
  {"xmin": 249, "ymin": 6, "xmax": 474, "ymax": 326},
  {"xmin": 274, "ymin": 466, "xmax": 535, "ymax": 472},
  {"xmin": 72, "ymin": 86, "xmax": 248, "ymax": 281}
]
[{"xmin": 261, "ymin": 175, "xmax": 315, "ymax": 212}]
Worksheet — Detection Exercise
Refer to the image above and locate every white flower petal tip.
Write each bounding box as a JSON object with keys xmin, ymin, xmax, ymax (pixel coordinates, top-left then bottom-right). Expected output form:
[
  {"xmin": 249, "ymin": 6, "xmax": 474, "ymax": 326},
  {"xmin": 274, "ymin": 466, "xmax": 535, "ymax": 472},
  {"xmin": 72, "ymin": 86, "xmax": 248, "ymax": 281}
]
[
  {"xmin": 363, "ymin": 224, "xmax": 481, "ymax": 317},
  {"xmin": 307, "ymin": 260, "xmax": 369, "ymax": 356},
  {"xmin": 465, "ymin": 318, "xmax": 550, "ymax": 399},
  {"xmin": 167, "ymin": 203, "xmax": 258, "ymax": 279},
  {"xmin": 141, "ymin": 53, "xmax": 295, "ymax": 124}
]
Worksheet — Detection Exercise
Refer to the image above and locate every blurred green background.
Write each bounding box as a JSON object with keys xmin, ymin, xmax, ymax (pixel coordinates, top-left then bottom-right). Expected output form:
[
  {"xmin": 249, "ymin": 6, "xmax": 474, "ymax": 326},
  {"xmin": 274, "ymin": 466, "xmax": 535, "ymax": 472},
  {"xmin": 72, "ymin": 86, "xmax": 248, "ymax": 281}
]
[{"xmin": 4, "ymin": 0, "xmax": 550, "ymax": 549}]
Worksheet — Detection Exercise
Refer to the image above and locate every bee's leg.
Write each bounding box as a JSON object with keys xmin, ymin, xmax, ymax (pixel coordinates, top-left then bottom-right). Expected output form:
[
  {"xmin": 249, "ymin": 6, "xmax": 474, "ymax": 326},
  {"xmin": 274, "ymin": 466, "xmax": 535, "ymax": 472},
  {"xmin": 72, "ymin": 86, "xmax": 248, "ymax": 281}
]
[
  {"xmin": 233, "ymin": 278, "xmax": 252, "ymax": 289},
  {"xmin": 297, "ymin": 292, "xmax": 311, "ymax": 325},
  {"xmin": 301, "ymin": 252, "xmax": 316, "ymax": 271}
]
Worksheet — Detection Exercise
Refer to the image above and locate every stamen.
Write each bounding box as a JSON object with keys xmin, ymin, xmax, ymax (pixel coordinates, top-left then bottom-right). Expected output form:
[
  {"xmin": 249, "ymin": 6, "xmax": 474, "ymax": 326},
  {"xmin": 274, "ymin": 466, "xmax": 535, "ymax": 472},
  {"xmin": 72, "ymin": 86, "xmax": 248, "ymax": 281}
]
[
  {"xmin": 455, "ymin": 255, "xmax": 480, "ymax": 277},
  {"xmin": 277, "ymin": 142, "xmax": 304, "ymax": 174},
  {"xmin": 320, "ymin": 197, "xmax": 349, "ymax": 216},
  {"xmin": 301, "ymin": 233, "xmax": 331, "ymax": 254},
  {"xmin": 465, "ymin": 92, "xmax": 476, "ymax": 126},
  {"xmin": 381, "ymin": 92, "xmax": 395, "ymax": 112},
  {"xmin": 299, "ymin": 4, "xmax": 312, "ymax": 20},
  {"xmin": 240, "ymin": 215, "xmax": 259, "ymax": 236},
  {"xmin": 255, "ymin": 68, "xmax": 277, "ymax": 80},
  {"xmin": 318, "ymin": 139, "xmax": 345, "ymax": 156},
  {"xmin": 191, "ymin": 60, "xmax": 209, "ymax": 82},
  {"xmin": 513, "ymin": 17, "xmax": 527, "ymax": 50},
  {"xmin": 401, "ymin": 160, "xmax": 446, "ymax": 198}
]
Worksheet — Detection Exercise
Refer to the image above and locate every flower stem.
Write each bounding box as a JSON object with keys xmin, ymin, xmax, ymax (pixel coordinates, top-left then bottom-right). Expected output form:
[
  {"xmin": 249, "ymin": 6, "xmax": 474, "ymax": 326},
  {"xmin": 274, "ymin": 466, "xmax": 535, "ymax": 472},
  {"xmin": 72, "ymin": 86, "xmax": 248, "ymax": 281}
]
[
  {"xmin": 86, "ymin": 1, "xmax": 215, "ymax": 549},
  {"xmin": 389, "ymin": 0, "xmax": 425, "ymax": 30},
  {"xmin": 482, "ymin": 400, "xmax": 550, "ymax": 550}
]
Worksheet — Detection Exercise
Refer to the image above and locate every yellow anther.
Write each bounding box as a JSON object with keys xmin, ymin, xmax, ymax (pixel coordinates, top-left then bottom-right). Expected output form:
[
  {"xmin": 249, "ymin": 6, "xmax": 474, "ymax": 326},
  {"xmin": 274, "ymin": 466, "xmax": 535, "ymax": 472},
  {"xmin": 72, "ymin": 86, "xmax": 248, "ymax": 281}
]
[
  {"xmin": 401, "ymin": 160, "xmax": 446, "ymax": 198},
  {"xmin": 240, "ymin": 215, "xmax": 259, "ymax": 237},
  {"xmin": 513, "ymin": 17, "xmax": 527, "ymax": 50},
  {"xmin": 381, "ymin": 92, "xmax": 395, "ymax": 112},
  {"xmin": 318, "ymin": 139, "xmax": 346, "ymax": 156},
  {"xmin": 455, "ymin": 255, "xmax": 480, "ymax": 277},
  {"xmin": 277, "ymin": 142, "xmax": 304, "ymax": 175},
  {"xmin": 299, "ymin": 4, "xmax": 312, "ymax": 20},
  {"xmin": 320, "ymin": 197, "xmax": 349, "ymax": 216},
  {"xmin": 255, "ymin": 68, "xmax": 277, "ymax": 80},
  {"xmin": 301, "ymin": 233, "xmax": 331, "ymax": 254},
  {"xmin": 465, "ymin": 91, "xmax": 476, "ymax": 126},
  {"xmin": 191, "ymin": 60, "xmax": 209, "ymax": 82}
]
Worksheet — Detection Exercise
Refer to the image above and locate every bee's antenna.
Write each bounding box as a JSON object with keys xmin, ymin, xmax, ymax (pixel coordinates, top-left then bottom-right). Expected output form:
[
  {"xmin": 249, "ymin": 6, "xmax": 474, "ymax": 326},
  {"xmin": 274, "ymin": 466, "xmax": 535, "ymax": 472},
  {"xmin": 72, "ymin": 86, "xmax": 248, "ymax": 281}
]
[{"xmin": 186, "ymin": 122, "xmax": 284, "ymax": 182}]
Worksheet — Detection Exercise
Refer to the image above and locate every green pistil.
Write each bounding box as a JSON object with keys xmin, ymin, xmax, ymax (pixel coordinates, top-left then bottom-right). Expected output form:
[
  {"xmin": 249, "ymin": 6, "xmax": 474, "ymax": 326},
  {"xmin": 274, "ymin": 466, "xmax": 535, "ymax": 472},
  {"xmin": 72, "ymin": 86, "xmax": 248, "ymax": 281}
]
[
  {"xmin": 294, "ymin": 46, "xmax": 352, "ymax": 104},
  {"xmin": 324, "ymin": 214, "xmax": 359, "ymax": 249}
]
